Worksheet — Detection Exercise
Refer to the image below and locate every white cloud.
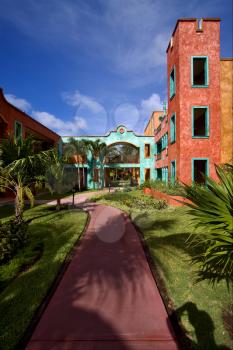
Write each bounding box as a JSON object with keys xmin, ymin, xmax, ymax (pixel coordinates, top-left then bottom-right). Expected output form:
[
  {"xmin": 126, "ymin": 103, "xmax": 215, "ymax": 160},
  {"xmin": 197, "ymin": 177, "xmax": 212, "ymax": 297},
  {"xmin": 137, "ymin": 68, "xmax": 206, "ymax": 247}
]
[
  {"xmin": 63, "ymin": 90, "xmax": 105, "ymax": 114},
  {"xmin": 140, "ymin": 93, "xmax": 163, "ymax": 116},
  {"xmin": 5, "ymin": 93, "xmax": 31, "ymax": 112},
  {"xmin": 32, "ymin": 110, "xmax": 87, "ymax": 136},
  {"xmin": 0, "ymin": 0, "xmax": 229, "ymax": 87},
  {"xmin": 113, "ymin": 103, "xmax": 140, "ymax": 130},
  {"xmin": 112, "ymin": 92, "xmax": 163, "ymax": 133}
]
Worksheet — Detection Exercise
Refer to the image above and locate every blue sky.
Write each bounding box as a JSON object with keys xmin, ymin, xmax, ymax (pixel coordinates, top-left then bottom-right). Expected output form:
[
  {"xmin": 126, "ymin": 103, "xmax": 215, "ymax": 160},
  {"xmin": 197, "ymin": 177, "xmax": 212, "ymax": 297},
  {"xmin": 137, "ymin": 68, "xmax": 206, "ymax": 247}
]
[{"xmin": 0, "ymin": 0, "xmax": 232, "ymax": 135}]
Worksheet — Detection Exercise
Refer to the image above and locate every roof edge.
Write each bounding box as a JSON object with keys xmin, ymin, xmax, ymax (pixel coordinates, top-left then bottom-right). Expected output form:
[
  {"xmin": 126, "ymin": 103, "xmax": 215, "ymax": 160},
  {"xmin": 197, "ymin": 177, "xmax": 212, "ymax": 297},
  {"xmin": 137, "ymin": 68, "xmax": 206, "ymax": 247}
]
[
  {"xmin": 0, "ymin": 88, "xmax": 60, "ymax": 140},
  {"xmin": 166, "ymin": 18, "xmax": 221, "ymax": 53}
]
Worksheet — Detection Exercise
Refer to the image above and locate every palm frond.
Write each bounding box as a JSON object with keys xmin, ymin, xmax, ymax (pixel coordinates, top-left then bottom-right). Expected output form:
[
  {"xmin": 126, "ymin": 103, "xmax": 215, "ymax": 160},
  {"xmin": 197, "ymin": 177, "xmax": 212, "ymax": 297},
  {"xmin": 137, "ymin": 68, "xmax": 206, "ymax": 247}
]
[{"xmin": 183, "ymin": 164, "xmax": 233, "ymax": 286}]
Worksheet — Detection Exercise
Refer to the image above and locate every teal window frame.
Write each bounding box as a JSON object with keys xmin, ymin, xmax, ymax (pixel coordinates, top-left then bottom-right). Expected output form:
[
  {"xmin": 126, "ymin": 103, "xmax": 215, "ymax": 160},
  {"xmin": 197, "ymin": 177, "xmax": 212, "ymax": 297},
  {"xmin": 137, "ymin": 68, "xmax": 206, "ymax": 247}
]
[
  {"xmin": 191, "ymin": 56, "xmax": 209, "ymax": 87},
  {"xmin": 170, "ymin": 113, "xmax": 176, "ymax": 144},
  {"xmin": 162, "ymin": 167, "xmax": 168, "ymax": 183},
  {"xmin": 192, "ymin": 158, "xmax": 209, "ymax": 184},
  {"xmin": 192, "ymin": 106, "xmax": 209, "ymax": 138},
  {"xmin": 170, "ymin": 66, "xmax": 176, "ymax": 99},
  {"xmin": 170, "ymin": 160, "xmax": 176, "ymax": 184},
  {"xmin": 14, "ymin": 120, "xmax": 22, "ymax": 140}
]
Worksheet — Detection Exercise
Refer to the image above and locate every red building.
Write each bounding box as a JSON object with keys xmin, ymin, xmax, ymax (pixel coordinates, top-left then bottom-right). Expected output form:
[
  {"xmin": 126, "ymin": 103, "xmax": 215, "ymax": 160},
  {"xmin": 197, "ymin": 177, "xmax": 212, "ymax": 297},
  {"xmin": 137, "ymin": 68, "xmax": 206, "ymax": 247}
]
[
  {"xmin": 155, "ymin": 18, "xmax": 223, "ymax": 184},
  {"xmin": 0, "ymin": 88, "xmax": 60, "ymax": 148}
]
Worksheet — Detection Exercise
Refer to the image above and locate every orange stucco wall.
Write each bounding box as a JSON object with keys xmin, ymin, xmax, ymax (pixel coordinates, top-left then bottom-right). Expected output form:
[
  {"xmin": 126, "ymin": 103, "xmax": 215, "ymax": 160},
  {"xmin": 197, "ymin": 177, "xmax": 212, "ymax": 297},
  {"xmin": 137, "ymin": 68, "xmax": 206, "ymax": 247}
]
[
  {"xmin": 220, "ymin": 59, "xmax": 233, "ymax": 164},
  {"xmin": 167, "ymin": 19, "xmax": 221, "ymax": 183},
  {"xmin": 0, "ymin": 89, "xmax": 60, "ymax": 144},
  {"xmin": 144, "ymin": 111, "xmax": 163, "ymax": 136}
]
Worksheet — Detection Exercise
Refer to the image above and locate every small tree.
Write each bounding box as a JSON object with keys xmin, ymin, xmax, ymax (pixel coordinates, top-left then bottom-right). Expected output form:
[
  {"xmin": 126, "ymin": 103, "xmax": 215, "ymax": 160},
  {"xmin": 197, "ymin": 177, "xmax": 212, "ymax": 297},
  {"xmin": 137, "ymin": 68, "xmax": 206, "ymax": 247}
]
[
  {"xmin": 0, "ymin": 140, "xmax": 54, "ymax": 220},
  {"xmin": 45, "ymin": 156, "xmax": 77, "ymax": 210},
  {"xmin": 0, "ymin": 170, "xmax": 35, "ymax": 220},
  {"xmin": 183, "ymin": 164, "xmax": 233, "ymax": 286},
  {"xmin": 87, "ymin": 139, "xmax": 107, "ymax": 189},
  {"xmin": 63, "ymin": 138, "xmax": 86, "ymax": 191}
]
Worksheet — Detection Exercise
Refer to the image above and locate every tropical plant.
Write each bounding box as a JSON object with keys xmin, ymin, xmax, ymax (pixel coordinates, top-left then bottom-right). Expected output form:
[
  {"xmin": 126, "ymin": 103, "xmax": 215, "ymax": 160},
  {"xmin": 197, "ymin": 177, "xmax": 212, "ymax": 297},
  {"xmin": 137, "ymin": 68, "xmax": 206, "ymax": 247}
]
[
  {"xmin": 0, "ymin": 135, "xmax": 55, "ymax": 220},
  {"xmin": 183, "ymin": 164, "xmax": 233, "ymax": 286},
  {"xmin": 0, "ymin": 134, "xmax": 40, "ymax": 167},
  {"xmin": 0, "ymin": 218, "xmax": 28, "ymax": 263},
  {"xmin": 63, "ymin": 138, "xmax": 87, "ymax": 191},
  {"xmin": 44, "ymin": 155, "xmax": 77, "ymax": 210},
  {"xmin": 0, "ymin": 170, "xmax": 35, "ymax": 220},
  {"xmin": 87, "ymin": 139, "xmax": 107, "ymax": 189}
]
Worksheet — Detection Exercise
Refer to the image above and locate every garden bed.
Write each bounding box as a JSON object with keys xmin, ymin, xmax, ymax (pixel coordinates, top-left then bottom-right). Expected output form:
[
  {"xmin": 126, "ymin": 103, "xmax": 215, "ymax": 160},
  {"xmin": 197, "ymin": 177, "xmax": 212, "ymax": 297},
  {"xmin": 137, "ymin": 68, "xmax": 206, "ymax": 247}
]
[{"xmin": 143, "ymin": 187, "xmax": 192, "ymax": 206}]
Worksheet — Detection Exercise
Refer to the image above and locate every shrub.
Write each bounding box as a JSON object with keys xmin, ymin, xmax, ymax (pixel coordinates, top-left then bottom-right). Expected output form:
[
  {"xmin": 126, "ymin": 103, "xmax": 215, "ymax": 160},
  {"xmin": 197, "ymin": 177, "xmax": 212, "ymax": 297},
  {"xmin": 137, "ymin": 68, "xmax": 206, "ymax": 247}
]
[
  {"xmin": 140, "ymin": 179, "xmax": 185, "ymax": 196},
  {"xmin": 0, "ymin": 219, "xmax": 28, "ymax": 263}
]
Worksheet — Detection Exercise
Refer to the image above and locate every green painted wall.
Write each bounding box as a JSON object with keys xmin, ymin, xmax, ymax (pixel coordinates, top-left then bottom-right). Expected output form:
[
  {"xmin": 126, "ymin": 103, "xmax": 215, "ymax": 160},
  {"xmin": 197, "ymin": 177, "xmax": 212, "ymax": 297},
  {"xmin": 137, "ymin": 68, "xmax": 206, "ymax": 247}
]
[{"xmin": 61, "ymin": 125, "xmax": 155, "ymax": 188}]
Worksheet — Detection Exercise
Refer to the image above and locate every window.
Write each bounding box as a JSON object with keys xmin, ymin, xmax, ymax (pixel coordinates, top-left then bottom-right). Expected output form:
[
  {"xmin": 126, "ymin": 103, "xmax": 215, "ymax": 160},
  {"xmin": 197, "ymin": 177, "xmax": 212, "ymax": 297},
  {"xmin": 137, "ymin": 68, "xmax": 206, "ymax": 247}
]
[
  {"xmin": 170, "ymin": 114, "xmax": 176, "ymax": 143},
  {"xmin": 145, "ymin": 168, "xmax": 150, "ymax": 181},
  {"xmin": 192, "ymin": 106, "xmax": 209, "ymax": 137},
  {"xmin": 170, "ymin": 66, "xmax": 176, "ymax": 98},
  {"xmin": 156, "ymin": 140, "xmax": 162, "ymax": 155},
  {"xmin": 14, "ymin": 121, "xmax": 22, "ymax": 140},
  {"xmin": 192, "ymin": 57, "xmax": 208, "ymax": 86},
  {"xmin": 170, "ymin": 160, "xmax": 176, "ymax": 184},
  {"xmin": 156, "ymin": 168, "xmax": 162, "ymax": 181},
  {"xmin": 161, "ymin": 133, "xmax": 168, "ymax": 150},
  {"xmin": 144, "ymin": 144, "xmax": 150, "ymax": 158},
  {"xmin": 192, "ymin": 158, "xmax": 209, "ymax": 184},
  {"xmin": 196, "ymin": 18, "xmax": 203, "ymax": 31},
  {"xmin": 162, "ymin": 167, "xmax": 168, "ymax": 183}
]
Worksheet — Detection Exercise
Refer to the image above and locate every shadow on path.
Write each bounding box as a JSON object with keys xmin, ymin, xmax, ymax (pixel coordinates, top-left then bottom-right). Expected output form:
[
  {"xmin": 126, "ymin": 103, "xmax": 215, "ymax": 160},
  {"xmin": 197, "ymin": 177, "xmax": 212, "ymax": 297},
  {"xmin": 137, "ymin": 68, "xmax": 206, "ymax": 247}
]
[{"xmin": 172, "ymin": 302, "xmax": 232, "ymax": 350}]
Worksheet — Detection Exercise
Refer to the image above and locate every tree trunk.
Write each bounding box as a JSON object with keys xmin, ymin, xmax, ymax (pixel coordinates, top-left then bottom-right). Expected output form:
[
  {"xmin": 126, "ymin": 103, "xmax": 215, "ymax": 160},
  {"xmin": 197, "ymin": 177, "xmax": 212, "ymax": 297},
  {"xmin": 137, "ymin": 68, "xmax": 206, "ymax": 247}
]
[
  {"xmin": 56, "ymin": 198, "xmax": 61, "ymax": 211},
  {"xmin": 78, "ymin": 164, "xmax": 81, "ymax": 191},
  {"xmin": 82, "ymin": 166, "xmax": 85, "ymax": 189},
  {"xmin": 15, "ymin": 186, "xmax": 23, "ymax": 221}
]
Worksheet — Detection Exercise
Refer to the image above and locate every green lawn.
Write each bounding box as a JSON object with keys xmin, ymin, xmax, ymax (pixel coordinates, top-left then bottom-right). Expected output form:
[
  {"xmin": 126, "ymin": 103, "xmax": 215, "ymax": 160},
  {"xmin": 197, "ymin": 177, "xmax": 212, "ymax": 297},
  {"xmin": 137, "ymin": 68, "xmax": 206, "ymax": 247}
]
[
  {"xmin": 91, "ymin": 190, "xmax": 233, "ymax": 350},
  {"xmin": 0, "ymin": 205, "xmax": 88, "ymax": 350}
]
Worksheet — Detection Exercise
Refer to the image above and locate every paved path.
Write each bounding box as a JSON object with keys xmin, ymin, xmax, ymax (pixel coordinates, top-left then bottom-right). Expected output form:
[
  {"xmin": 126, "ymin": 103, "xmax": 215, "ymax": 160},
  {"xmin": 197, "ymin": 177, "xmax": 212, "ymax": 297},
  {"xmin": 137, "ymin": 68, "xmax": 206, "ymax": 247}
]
[{"xmin": 26, "ymin": 199, "xmax": 180, "ymax": 350}]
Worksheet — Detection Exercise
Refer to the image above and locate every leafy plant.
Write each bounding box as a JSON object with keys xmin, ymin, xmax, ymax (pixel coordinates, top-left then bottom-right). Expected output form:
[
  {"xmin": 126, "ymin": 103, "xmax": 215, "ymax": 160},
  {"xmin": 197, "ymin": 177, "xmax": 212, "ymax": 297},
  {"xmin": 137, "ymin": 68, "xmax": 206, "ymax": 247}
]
[
  {"xmin": 0, "ymin": 218, "xmax": 28, "ymax": 263},
  {"xmin": 44, "ymin": 155, "xmax": 77, "ymax": 210},
  {"xmin": 183, "ymin": 164, "xmax": 233, "ymax": 286},
  {"xmin": 140, "ymin": 179, "xmax": 185, "ymax": 196}
]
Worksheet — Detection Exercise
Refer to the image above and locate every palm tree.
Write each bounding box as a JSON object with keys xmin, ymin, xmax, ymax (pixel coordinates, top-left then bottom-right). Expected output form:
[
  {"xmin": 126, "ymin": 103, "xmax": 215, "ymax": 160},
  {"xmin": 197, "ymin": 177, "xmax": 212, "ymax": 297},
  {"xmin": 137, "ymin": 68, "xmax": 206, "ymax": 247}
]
[
  {"xmin": 0, "ymin": 170, "xmax": 35, "ymax": 220},
  {"xmin": 63, "ymin": 138, "xmax": 86, "ymax": 191},
  {"xmin": 0, "ymin": 134, "xmax": 38, "ymax": 167},
  {"xmin": 183, "ymin": 164, "xmax": 233, "ymax": 286},
  {"xmin": 44, "ymin": 155, "xmax": 77, "ymax": 210},
  {"xmin": 87, "ymin": 139, "xmax": 107, "ymax": 189},
  {"xmin": 0, "ymin": 135, "xmax": 55, "ymax": 220}
]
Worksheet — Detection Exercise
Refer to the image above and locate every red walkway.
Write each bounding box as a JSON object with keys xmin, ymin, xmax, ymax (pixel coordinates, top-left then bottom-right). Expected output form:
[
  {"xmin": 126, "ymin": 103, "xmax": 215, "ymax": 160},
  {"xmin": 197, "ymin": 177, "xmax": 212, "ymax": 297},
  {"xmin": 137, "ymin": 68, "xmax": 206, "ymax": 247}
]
[{"xmin": 26, "ymin": 203, "xmax": 180, "ymax": 350}]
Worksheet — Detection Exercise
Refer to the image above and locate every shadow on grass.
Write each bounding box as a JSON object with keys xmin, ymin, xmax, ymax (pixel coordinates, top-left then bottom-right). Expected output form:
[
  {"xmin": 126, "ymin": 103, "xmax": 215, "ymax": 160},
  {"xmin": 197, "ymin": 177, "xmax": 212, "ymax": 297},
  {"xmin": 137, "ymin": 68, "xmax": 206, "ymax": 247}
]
[
  {"xmin": 171, "ymin": 302, "xmax": 231, "ymax": 350},
  {"xmin": 0, "ymin": 205, "xmax": 152, "ymax": 350}
]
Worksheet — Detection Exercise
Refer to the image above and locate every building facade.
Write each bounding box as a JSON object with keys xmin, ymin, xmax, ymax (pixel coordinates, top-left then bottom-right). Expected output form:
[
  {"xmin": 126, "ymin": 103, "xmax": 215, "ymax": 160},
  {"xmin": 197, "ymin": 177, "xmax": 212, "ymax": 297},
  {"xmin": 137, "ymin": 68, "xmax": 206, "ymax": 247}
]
[
  {"xmin": 152, "ymin": 18, "xmax": 232, "ymax": 185},
  {"xmin": 62, "ymin": 125, "xmax": 155, "ymax": 189},
  {"xmin": 0, "ymin": 89, "xmax": 60, "ymax": 148}
]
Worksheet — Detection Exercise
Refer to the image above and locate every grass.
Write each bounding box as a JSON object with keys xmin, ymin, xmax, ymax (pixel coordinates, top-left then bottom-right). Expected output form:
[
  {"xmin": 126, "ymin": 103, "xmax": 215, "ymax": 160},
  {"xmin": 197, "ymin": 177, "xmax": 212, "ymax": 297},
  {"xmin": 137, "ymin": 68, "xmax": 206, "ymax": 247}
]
[
  {"xmin": 91, "ymin": 189, "xmax": 168, "ymax": 211},
  {"xmin": 90, "ymin": 190, "xmax": 233, "ymax": 350},
  {"xmin": 0, "ymin": 204, "xmax": 88, "ymax": 350}
]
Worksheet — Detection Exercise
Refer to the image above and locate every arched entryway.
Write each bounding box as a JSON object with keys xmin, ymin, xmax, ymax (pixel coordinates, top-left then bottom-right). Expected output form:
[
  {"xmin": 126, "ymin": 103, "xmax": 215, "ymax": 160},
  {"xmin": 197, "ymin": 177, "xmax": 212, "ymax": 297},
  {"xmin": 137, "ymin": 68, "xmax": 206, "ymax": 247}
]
[{"xmin": 104, "ymin": 142, "xmax": 140, "ymax": 187}]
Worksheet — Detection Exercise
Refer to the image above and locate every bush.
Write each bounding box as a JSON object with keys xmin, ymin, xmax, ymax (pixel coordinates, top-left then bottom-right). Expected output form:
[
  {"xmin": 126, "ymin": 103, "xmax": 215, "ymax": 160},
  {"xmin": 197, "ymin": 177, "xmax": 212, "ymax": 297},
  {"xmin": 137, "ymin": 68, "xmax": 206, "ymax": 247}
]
[
  {"xmin": 92, "ymin": 191, "xmax": 167, "ymax": 210},
  {"xmin": 140, "ymin": 179, "xmax": 185, "ymax": 196},
  {"xmin": 0, "ymin": 219, "xmax": 28, "ymax": 263}
]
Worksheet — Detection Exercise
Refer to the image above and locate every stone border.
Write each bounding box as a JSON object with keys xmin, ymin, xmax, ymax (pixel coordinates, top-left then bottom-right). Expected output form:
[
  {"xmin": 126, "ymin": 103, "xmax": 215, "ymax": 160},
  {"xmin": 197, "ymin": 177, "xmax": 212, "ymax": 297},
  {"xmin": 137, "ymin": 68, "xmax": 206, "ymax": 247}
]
[{"xmin": 143, "ymin": 188, "xmax": 192, "ymax": 206}]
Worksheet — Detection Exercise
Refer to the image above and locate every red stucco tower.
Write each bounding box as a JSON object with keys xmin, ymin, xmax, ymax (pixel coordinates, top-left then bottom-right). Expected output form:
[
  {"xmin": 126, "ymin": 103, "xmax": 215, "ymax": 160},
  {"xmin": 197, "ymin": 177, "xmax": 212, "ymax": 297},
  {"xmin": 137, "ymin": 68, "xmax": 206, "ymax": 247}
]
[{"xmin": 166, "ymin": 18, "xmax": 221, "ymax": 184}]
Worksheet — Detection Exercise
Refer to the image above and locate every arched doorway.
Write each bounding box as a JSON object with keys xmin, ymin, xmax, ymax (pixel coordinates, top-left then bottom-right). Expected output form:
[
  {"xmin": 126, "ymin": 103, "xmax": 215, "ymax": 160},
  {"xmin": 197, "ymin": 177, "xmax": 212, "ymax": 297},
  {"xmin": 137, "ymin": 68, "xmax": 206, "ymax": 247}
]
[{"xmin": 104, "ymin": 143, "xmax": 140, "ymax": 187}]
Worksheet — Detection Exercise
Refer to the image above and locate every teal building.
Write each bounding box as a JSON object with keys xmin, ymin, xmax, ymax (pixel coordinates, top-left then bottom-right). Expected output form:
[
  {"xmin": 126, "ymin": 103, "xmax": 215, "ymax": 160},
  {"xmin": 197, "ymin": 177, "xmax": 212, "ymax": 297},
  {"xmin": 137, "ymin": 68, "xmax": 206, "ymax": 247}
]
[{"xmin": 62, "ymin": 125, "xmax": 155, "ymax": 189}]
